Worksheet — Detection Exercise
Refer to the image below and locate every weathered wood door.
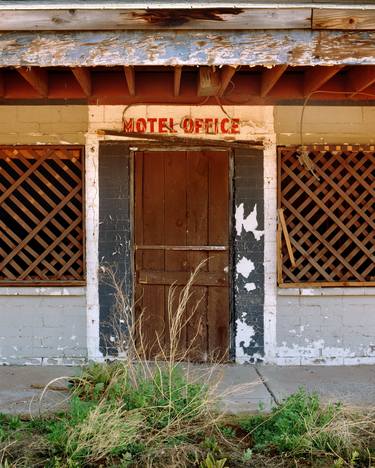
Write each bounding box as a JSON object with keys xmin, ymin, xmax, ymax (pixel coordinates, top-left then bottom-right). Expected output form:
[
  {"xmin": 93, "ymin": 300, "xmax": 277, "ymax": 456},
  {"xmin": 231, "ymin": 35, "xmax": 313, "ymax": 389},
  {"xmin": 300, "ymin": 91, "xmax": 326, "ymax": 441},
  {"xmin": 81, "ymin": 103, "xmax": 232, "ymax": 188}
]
[{"xmin": 134, "ymin": 150, "xmax": 229, "ymax": 361}]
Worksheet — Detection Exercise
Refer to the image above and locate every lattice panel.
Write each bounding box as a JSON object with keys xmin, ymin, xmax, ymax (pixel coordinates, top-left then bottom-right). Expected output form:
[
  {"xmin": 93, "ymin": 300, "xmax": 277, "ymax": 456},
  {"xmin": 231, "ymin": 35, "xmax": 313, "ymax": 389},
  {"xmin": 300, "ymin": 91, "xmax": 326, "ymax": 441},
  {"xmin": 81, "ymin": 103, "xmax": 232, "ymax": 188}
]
[
  {"xmin": 0, "ymin": 146, "xmax": 84, "ymax": 284},
  {"xmin": 278, "ymin": 147, "xmax": 375, "ymax": 286}
]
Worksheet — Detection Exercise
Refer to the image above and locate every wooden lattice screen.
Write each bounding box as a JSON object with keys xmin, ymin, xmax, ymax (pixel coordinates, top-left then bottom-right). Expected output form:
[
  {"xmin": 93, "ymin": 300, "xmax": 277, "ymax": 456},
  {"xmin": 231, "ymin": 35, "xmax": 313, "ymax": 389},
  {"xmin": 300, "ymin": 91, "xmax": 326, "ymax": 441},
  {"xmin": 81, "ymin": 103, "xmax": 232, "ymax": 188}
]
[
  {"xmin": 0, "ymin": 146, "xmax": 84, "ymax": 285},
  {"xmin": 278, "ymin": 146, "xmax": 375, "ymax": 287}
]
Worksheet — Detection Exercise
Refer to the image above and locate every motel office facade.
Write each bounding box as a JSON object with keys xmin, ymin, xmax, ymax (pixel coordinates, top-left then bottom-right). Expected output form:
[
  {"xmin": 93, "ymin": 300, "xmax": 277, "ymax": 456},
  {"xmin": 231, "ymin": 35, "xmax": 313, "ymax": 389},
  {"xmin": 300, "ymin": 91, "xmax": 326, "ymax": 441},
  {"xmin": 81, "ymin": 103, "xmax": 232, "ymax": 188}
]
[{"xmin": 0, "ymin": 103, "xmax": 374, "ymax": 366}]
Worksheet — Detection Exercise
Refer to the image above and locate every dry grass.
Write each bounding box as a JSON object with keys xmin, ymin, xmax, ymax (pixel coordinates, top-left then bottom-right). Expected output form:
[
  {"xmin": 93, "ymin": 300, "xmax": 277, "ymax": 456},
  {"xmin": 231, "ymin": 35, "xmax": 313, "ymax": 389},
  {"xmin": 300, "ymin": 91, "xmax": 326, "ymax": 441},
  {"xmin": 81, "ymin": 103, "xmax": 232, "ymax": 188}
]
[{"xmin": 1, "ymin": 265, "xmax": 375, "ymax": 467}]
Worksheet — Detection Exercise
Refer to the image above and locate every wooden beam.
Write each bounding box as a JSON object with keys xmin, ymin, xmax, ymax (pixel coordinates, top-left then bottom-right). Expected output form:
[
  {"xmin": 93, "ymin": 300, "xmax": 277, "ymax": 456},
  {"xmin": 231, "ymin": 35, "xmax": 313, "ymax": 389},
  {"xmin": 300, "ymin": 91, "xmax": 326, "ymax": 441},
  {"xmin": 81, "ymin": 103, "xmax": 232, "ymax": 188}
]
[
  {"xmin": 173, "ymin": 66, "xmax": 182, "ymax": 97},
  {"xmin": 260, "ymin": 65, "xmax": 288, "ymax": 97},
  {"xmin": 97, "ymin": 129, "xmax": 263, "ymax": 150},
  {"xmin": 71, "ymin": 67, "xmax": 91, "ymax": 96},
  {"xmin": 198, "ymin": 66, "xmax": 221, "ymax": 97},
  {"xmin": 4, "ymin": 31, "xmax": 375, "ymax": 67},
  {"xmin": 218, "ymin": 65, "xmax": 237, "ymax": 97},
  {"xmin": 17, "ymin": 67, "xmax": 48, "ymax": 97},
  {"xmin": 0, "ymin": 9, "xmax": 312, "ymax": 31},
  {"xmin": 347, "ymin": 65, "xmax": 375, "ymax": 98},
  {"xmin": 303, "ymin": 66, "xmax": 344, "ymax": 97},
  {"xmin": 313, "ymin": 9, "xmax": 375, "ymax": 30},
  {"xmin": 0, "ymin": 71, "xmax": 4, "ymax": 97},
  {"xmin": 124, "ymin": 66, "xmax": 135, "ymax": 96}
]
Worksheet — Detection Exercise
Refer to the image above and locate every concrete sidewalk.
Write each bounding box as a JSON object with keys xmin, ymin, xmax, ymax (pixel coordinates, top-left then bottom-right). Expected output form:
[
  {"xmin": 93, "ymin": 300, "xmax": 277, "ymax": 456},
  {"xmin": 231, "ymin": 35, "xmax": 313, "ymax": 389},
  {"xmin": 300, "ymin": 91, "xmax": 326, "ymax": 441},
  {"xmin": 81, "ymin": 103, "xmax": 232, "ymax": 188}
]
[{"xmin": 0, "ymin": 364, "xmax": 374, "ymax": 416}]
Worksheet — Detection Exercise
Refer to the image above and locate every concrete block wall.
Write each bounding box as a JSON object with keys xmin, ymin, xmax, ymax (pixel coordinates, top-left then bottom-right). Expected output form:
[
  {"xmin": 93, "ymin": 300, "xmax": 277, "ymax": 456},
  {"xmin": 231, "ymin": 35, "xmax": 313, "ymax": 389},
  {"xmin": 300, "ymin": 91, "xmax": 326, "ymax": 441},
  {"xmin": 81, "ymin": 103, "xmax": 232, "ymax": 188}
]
[
  {"xmin": 0, "ymin": 105, "xmax": 88, "ymax": 365},
  {"xmin": 276, "ymin": 290, "xmax": 375, "ymax": 365},
  {"xmin": 274, "ymin": 105, "xmax": 375, "ymax": 365},
  {"xmin": 0, "ymin": 288, "xmax": 87, "ymax": 365},
  {"xmin": 275, "ymin": 106, "xmax": 375, "ymax": 145},
  {"xmin": 0, "ymin": 105, "xmax": 88, "ymax": 145},
  {"xmin": 98, "ymin": 142, "xmax": 132, "ymax": 356}
]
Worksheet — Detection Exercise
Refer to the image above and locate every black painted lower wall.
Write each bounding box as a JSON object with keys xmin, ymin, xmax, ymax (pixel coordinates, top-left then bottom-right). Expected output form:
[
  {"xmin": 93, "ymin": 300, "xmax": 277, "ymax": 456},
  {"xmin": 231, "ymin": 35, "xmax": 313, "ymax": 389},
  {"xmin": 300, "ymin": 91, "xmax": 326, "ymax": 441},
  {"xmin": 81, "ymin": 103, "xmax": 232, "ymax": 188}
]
[
  {"xmin": 233, "ymin": 149, "xmax": 264, "ymax": 361},
  {"xmin": 98, "ymin": 142, "xmax": 132, "ymax": 355},
  {"xmin": 98, "ymin": 144, "xmax": 265, "ymax": 361}
]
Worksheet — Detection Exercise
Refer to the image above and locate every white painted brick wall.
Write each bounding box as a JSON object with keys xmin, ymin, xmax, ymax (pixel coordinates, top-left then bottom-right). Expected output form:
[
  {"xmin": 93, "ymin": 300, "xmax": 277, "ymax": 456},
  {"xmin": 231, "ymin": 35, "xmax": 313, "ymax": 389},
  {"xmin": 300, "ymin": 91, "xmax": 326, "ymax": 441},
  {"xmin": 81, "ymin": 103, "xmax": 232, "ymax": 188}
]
[{"xmin": 0, "ymin": 289, "xmax": 87, "ymax": 365}]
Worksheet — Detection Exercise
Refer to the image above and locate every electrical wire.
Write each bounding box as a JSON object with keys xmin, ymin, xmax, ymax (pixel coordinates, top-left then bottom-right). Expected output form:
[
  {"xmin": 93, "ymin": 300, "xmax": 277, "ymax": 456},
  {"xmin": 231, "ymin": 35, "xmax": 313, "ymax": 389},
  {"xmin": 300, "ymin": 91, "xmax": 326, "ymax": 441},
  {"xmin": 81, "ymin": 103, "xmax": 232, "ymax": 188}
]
[{"xmin": 299, "ymin": 89, "xmax": 375, "ymax": 149}]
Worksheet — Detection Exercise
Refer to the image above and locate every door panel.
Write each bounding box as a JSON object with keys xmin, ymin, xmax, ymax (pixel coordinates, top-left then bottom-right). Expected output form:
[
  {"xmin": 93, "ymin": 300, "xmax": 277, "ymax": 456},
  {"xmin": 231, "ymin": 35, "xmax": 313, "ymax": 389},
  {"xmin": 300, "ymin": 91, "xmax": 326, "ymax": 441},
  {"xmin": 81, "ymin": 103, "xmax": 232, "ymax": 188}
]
[{"xmin": 134, "ymin": 150, "xmax": 229, "ymax": 361}]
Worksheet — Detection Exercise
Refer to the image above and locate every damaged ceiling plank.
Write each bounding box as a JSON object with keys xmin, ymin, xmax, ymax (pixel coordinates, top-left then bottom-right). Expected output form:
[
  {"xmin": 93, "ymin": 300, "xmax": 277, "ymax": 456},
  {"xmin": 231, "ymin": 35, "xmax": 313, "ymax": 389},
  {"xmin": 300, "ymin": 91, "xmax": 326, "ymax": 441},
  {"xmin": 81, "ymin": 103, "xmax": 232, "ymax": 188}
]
[
  {"xmin": 0, "ymin": 8, "xmax": 312, "ymax": 31},
  {"xmin": 4, "ymin": 30, "xmax": 375, "ymax": 67},
  {"xmin": 71, "ymin": 67, "xmax": 91, "ymax": 96},
  {"xmin": 17, "ymin": 67, "xmax": 48, "ymax": 97},
  {"xmin": 97, "ymin": 129, "xmax": 263, "ymax": 150}
]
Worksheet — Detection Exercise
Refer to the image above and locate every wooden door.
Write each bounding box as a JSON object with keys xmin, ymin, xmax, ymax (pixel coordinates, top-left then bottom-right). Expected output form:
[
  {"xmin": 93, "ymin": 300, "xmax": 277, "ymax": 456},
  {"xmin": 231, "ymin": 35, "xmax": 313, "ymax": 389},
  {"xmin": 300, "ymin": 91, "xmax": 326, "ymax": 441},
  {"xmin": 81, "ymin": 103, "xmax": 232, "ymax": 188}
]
[{"xmin": 134, "ymin": 150, "xmax": 229, "ymax": 362}]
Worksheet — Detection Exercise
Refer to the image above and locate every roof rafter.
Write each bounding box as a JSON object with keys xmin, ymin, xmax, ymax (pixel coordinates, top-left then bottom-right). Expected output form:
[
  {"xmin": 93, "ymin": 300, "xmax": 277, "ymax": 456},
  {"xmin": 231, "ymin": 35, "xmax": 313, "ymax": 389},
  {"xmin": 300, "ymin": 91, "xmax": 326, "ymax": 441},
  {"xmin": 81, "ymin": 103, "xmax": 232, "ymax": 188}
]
[
  {"xmin": 218, "ymin": 65, "xmax": 237, "ymax": 97},
  {"xmin": 124, "ymin": 65, "xmax": 135, "ymax": 96},
  {"xmin": 72, "ymin": 67, "xmax": 91, "ymax": 96},
  {"xmin": 174, "ymin": 66, "xmax": 182, "ymax": 97},
  {"xmin": 0, "ymin": 71, "xmax": 4, "ymax": 97},
  {"xmin": 17, "ymin": 67, "xmax": 48, "ymax": 97},
  {"xmin": 347, "ymin": 65, "xmax": 375, "ymax": 98},
  {"xmin": 260, "ymin": 64, "xmax": 288, "ymax": 97},
  {"xmin": 303, "ymin": 65, "xmax": 344, "ymax": 97}
]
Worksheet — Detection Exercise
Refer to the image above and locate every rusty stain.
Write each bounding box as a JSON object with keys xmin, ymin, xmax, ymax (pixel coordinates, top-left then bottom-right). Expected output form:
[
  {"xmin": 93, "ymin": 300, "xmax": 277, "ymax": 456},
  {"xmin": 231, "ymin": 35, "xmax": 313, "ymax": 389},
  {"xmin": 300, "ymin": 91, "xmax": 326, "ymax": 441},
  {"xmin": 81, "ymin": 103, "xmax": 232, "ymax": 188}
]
[{"xmin": 131, "ymin": 8, "xmax": 244, "ymax": 28}]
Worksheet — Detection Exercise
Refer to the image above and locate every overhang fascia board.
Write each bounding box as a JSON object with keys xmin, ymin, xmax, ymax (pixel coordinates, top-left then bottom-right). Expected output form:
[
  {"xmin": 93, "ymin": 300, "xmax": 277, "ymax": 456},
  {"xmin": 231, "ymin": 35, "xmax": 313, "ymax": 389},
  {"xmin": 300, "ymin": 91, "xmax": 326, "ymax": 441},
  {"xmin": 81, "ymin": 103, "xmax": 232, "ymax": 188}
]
[
  {"xmin": 2, "ymin": 30, "xmax": 375, "ymax": 67},
  {"xmin": 1, "ymin": 2, "xmax": 375, "ymax": 10}
]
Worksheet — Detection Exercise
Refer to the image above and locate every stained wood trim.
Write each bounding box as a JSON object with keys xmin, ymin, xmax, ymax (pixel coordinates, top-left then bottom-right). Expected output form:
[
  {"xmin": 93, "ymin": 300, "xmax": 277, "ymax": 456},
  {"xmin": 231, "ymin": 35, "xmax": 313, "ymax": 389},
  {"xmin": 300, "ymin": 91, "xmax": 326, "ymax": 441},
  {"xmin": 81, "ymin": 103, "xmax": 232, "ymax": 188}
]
[
  {"xmin": 0, "ymin": 281, "xmax": 86, "ymax": 287},
  {"xmin": 313, "ymin": 9, "xmax": 375, "ymax": 30},
  {"xmin": 139, "ymin": 270, "xmax": 228, "ymax": 287},
  {"xmin": 97, "ymin": 130, "xmax": 263, "ymax": 149},
  {"xmin": 281, "ymin": 144, "xmax": 375, "ymax": 152},
  {"xmin": 0, "ymin": 8, "xmax": 312, "ymax": 31},
  {"xmin": 72, "ymin": 67, "xmax": 91, "ymax": 96},
  {"xmin": 278, "ymin": 208, "xmax": 296, "ymax": 269},
  {"xmin": 280, "ymin": 282, "xmax": 375, "ymax": 288},
  {"xmin": 17, "ymin": 67, "xmax": 48, "ymax": 97},
  {"xmin": 136, "ymin": 245, "xmax": 228, "ymax": 251}
]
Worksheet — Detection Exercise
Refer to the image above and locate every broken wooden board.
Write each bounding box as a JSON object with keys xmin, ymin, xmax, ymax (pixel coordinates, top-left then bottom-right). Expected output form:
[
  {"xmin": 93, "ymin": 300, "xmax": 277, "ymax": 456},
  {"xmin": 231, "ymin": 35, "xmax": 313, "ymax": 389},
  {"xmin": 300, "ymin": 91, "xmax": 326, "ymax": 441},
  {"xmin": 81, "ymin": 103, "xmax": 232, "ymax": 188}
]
[
  {"xmin": 0, "ymin": 8, "xmax": 311, "ymax": 30},
  {"xmin": 3, "ymin": 30, "xmax": 375, "ymax": 67}
]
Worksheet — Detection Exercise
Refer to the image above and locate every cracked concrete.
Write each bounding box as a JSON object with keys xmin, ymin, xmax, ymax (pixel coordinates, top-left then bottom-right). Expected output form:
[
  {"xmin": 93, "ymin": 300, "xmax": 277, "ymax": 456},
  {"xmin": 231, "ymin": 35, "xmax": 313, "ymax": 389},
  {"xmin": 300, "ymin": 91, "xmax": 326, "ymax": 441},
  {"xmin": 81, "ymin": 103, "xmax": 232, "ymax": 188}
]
[{"xmin": 0, "ymin": 365, "xmax": 374, "ymax": 416}]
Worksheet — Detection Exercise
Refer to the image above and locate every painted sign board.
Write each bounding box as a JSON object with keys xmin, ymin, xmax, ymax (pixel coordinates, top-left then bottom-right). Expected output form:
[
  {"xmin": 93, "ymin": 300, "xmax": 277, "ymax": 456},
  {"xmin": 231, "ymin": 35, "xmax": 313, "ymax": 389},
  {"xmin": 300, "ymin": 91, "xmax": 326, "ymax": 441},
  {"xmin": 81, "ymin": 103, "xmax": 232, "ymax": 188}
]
[{"xmin": 123, "ymin": 117, "xmax": 240, "ymax": 135}]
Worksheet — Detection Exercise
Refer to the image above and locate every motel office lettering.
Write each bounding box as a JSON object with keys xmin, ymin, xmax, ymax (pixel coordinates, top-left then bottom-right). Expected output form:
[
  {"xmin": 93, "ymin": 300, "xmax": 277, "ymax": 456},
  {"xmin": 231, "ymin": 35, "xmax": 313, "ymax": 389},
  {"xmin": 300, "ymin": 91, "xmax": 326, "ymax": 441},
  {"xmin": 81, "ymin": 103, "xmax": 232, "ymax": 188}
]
[{"xmin": 123, "ymin": 117, "xmax": 240, "ymax": 134}]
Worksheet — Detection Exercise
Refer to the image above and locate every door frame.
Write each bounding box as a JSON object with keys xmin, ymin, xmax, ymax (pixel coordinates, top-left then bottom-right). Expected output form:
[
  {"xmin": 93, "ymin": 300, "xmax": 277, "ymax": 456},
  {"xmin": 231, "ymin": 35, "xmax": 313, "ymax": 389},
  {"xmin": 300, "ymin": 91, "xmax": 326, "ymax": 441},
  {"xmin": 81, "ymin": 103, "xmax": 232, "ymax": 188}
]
[{"xmin": 129, "ymin": 144, "xmax": 235, "ymax": 360}]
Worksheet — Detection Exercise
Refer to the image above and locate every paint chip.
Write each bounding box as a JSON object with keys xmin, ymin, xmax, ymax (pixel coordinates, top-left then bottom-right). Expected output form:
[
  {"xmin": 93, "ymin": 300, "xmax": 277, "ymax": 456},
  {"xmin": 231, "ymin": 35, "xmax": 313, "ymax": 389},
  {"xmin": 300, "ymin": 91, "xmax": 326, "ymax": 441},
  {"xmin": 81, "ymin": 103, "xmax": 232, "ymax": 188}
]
[
  {"xmin": 236, "ymin": 257, "xmax": 254, "ymax": 279},
  {"xmin": 235, "ymin": 203, "xmax": 264, "ymax": 241}
]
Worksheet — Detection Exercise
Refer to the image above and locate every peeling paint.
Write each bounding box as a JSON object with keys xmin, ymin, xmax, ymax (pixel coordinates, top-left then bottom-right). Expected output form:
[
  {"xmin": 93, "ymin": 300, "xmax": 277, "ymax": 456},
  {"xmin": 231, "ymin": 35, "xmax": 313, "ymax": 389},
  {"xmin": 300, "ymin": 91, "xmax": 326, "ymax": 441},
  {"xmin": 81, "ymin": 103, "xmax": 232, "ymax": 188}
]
[
  {"xmin": 235, "ymin": 203, "xmax": 264, "ymax": 241},
  {"xmin": 236, "ymin": 318, "xmax": 255, "ymax": 350},
  {"xmin": 236, "ymin": 256, "xmax": 254, "ymax": 279},
  {"xmin": 244, "ymin": 282, "xmax": 256, "ymax": 292}
]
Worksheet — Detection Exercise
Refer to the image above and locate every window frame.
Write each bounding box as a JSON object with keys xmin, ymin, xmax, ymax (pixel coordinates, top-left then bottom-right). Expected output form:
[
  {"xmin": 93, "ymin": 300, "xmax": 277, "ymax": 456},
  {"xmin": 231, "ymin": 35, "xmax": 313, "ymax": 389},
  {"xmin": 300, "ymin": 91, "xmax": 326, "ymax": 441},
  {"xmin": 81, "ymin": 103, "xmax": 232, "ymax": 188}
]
[{"xmin": 0, "ymin": 145, "xmax": 85, "ymax": 287}]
